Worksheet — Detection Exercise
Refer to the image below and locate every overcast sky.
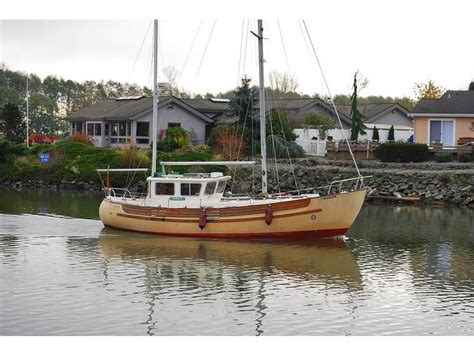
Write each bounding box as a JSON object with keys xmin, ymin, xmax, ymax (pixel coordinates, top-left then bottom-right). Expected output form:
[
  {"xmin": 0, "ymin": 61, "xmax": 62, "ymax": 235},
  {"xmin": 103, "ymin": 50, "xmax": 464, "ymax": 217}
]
[{"xmin": 1, "ymin": 0, "xmax": 474, "ymax": 98}]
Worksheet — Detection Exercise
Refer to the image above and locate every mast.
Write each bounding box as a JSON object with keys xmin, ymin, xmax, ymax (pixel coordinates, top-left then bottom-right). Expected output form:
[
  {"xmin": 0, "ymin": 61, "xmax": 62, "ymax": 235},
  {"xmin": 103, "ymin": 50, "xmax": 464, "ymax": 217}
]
[
  {"xmin": 257, "ymin": 19, "xmax": 268, "ymax": 195},
  {"xmin": 151, "ymin": 20, "xmax": 159, "ymax": 176},
  {"xmin": 26, "ymin": 74, "xmax": 29, "ymax": 148}
]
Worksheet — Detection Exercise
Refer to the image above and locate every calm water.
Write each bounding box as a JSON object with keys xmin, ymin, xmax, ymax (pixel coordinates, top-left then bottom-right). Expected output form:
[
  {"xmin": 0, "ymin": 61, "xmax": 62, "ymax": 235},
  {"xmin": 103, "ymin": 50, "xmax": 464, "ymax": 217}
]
[{"xmin": 0, "ymin": 188, "xmax": 473, "ymax": 335}]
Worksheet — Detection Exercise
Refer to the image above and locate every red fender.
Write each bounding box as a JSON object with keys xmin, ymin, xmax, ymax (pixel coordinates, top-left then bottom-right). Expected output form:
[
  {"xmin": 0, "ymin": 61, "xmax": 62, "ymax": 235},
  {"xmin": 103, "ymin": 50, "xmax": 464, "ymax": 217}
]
[
  {"xmin": 265, "ymin": 205, "xmax": 273, "ymax": 225},
  {"xmin": 199, "ymin": 209, "xmax": 207, "ymax": 229}
]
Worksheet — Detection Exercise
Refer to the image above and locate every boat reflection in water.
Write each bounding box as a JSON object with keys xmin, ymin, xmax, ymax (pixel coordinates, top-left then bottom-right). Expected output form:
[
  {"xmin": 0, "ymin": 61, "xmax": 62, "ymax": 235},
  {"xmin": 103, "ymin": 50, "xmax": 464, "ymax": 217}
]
[{"xmin": 99, "ymin": 227, "xmax": 362, "ymax": 290}]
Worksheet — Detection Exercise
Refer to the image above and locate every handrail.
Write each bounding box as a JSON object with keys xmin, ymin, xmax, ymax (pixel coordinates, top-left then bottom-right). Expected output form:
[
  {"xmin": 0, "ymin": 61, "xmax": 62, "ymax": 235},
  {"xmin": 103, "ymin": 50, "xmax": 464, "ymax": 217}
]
[
  {"xmin": 327, "ymin": 175, "xmax": 372, "ymax": 195},
  {"xmin": 107, "ymin": 187, "xmax": 147, "ymax": 200}
]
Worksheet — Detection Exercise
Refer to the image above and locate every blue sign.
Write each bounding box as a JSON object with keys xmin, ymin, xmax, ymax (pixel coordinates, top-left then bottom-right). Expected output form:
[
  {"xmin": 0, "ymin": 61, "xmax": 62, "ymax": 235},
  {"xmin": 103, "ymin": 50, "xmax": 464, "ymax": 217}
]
[{"xmin": 39, "ymin": 153, "xmax": 50, "ymax": 164}]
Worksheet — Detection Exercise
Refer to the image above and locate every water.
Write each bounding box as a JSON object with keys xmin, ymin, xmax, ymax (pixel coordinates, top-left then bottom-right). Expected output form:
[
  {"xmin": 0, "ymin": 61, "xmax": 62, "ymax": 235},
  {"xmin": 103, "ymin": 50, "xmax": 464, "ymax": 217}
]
[{"xmin": 0, "ymin": 188, "xmax": 473, "ymax": 335}]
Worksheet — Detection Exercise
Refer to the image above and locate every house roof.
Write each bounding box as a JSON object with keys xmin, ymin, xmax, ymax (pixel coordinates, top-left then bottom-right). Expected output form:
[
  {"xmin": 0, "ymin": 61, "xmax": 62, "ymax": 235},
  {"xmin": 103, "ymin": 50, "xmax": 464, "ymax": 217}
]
[
  {"xmin": 68, "ymin": 96, "xmax": 219, "ymax": 123},
  {"xmin": 411, "ymin": 90, "xmax": 474, "ymax": 115},
  {"xmin": 334, "ymin": 103, "xmax": 409, "ymax": 122},
  {"xmin": 266, "ymin": 98, "xmax": 353, "ymax": 125}
]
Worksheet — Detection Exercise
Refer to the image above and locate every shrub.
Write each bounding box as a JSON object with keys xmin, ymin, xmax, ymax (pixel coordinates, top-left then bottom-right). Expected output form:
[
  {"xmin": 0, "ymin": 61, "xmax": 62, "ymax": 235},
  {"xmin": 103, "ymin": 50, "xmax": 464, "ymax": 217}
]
[
  {"xmin": 64, "ymin": 148, "xmax": 122, "ymax": 181},
  {"xmin": 387, "ymin": 125, "xmax": 395, "ymax": 142},
  {"xmin": 267, "ymin": 134, "xmax": 305, "ymax": 158},
  {"xmin": 119, "ymin": 147, "xmax": 151, "ymax": 168},
  {"xmin": 157, "ymin": 151, "xmax": 215, "ymax": 174},
  {"xmin": 372, "ymin": 126, "xmax": 380, "ymax": 141},
  {"xmin": 54, "ymin": 140, "xmax": 95, "ymax": 159},
  {"xmin": 375, "ymin": 142, "xmax": 429, "ymax": 162},
  {"xmin": 458, "ymin": 153, "xmax": 473, "ymax": 162},
  {"xmin": 165, "ymin": 126, "xmax": 188, "ymax": 147},
  {"xmin": 434, "ymin": 152, "xmax": 453, "ymax": 163},
  {"xmin": 0, "ymin": 139, "xmax": 28, "ymax": 162},
  {"xmin": 70, "ymin": 133, "xmax": 94, "ymax": 145}
]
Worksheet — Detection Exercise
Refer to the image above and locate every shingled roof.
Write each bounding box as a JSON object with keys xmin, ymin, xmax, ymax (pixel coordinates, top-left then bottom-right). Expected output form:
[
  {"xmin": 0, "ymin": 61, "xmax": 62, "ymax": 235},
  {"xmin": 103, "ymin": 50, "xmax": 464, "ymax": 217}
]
[
  {"xmin": 411, "ymin": 90, "xmax": 474, "ymax": 115},
  {"xmin": 334, "ymin": 103, "xmax": 408, "ymax": 122}
]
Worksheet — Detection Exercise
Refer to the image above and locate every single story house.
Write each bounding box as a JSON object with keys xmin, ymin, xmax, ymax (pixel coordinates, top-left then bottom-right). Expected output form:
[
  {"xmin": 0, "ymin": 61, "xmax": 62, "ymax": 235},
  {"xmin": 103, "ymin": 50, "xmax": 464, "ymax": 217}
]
[
  {"xmin": 409, "ymin": 90, "xmax": 474, "ymax": 147},
  {"xmin": 67, "ymin": 96, "xmax": 231, "ymax": 148},
  {"xmin": 67, "ymin": 95, "xmax": 411, "ymax": 148}
]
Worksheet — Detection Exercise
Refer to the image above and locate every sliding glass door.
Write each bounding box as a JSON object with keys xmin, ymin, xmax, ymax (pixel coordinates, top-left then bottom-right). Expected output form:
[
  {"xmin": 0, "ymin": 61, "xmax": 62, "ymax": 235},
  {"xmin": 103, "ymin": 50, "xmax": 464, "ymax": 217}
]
[{"xmin": 429, "ymin": 120, "xmax": 454, "ymax": 146}]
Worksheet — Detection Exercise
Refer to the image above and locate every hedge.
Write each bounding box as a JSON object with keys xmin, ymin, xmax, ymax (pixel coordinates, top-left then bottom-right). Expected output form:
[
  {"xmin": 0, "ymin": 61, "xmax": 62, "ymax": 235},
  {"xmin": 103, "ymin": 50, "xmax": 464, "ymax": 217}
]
[{"xmin": 375, "ymin": 142, "xmax": 429, "ymax": 162}]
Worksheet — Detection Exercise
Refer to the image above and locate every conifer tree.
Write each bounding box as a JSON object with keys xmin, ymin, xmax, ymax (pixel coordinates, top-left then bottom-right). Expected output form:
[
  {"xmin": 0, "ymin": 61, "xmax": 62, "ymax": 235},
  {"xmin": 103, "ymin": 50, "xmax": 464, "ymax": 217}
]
[
  {"xmin": 350, "ymin": 72, "xmax": 366, "ymax": 141},
  {"xmin": 372, "ymin": 126, "xmax": 380, "ymax": 141},
  {"xmin": 387, "ymin": 125, "xmax": 395, "ymax": 142}
]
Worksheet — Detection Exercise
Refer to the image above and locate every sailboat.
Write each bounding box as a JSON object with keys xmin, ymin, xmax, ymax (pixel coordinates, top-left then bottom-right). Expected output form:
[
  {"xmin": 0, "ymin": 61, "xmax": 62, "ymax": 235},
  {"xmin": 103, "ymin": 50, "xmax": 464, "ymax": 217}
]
[{"xmin": 98, "ymin": 20, "xmax": 369, "ymax": 239}]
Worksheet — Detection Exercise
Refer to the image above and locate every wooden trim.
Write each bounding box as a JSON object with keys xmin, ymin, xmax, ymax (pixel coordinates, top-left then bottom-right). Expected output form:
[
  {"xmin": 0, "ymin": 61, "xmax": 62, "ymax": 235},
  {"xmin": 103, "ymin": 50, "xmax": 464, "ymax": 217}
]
[
  {"xmin": 120, "ymin": 197, "xmax": 311, "ymax": 218},
  {"xmin": 116, "ymin": 207, "xmax": 322, "ymax": 224}
]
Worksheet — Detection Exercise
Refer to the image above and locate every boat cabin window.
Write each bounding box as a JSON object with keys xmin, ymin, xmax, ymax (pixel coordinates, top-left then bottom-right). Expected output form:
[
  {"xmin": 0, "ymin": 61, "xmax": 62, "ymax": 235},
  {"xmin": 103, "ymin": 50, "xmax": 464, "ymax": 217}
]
[
  {"xmin": 181, "ymin": 183, "xmax": 202, "ymax": 196},
  {"xmin": 155, "ymin": 183, "xmax": 175, "ymax": 195},
  {"xmin": 216, "ymin": 181, "xmax": 226, "ymax": 193},
  {"xmin": 204, "ymin": 182, "xmax": 216, "ymax": 195}
]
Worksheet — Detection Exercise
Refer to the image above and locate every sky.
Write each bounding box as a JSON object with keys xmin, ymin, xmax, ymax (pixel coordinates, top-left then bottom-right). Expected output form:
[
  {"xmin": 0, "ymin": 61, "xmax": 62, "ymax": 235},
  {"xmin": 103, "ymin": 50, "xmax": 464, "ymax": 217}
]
[{"xmin": 1, "ymin": 0, "xmax": 474, "ymax": 99}]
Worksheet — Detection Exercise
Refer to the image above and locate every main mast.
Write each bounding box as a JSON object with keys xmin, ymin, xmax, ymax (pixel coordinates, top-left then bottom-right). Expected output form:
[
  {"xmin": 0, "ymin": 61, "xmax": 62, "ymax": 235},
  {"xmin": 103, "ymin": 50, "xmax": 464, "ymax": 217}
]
[
  {"xmin": 257, "ymin": 19, "xmax": 268, "ymax": 195},
  {"xmin": 151, "ymin": 19, "xmax": 159, "ymax": 176}
]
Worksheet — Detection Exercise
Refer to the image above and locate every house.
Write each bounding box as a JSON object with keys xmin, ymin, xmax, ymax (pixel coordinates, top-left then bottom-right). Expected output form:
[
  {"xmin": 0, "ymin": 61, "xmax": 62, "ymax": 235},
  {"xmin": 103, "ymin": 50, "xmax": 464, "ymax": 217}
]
[
  {"xmin": 334, "ymin": 102, "xmax": 411, "ymax": 127},
  {"xmin": 409, "ymin": 90, "xmax": 474, "ymax": 147},
  {"xmin": 67, "ymin": 96, "xmax": 231, "ymax": 148},
  {"xmin": 67, "ymin": 94, "xmax": 412, "ymax": 148}
]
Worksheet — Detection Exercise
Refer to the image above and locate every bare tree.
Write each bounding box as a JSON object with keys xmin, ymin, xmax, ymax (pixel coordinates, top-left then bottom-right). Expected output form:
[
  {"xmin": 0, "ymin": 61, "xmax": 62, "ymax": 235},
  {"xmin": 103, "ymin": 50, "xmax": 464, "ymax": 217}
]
[
  {"xmin": 162, "ymin": 65, "xmax": 178, "ymax": 96},
  {"xmin": 268, "ymin": 71, "xmax": 299, "ymax": 97}
]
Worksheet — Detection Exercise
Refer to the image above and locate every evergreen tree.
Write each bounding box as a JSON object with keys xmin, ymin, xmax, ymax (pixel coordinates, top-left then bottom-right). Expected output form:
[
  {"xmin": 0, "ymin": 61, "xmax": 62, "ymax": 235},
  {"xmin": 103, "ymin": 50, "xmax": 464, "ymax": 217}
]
[
  {"xmin": 349, "ymin": 72, "xmax": 366, "ymax": 141},
  {"xmin": 387, "ymin": 125, "xmax": 395, "ymax": 142},
  {"xmin": 228, "ymin": 76, "xmax": 258, "ymax": 129},
  {"xmin": 0, "ymin": 103, "xmax": 26, "ymax": 143},
  {"xmin": 372, "ymin": 126, "xmax": 380, "ymax": 141}
]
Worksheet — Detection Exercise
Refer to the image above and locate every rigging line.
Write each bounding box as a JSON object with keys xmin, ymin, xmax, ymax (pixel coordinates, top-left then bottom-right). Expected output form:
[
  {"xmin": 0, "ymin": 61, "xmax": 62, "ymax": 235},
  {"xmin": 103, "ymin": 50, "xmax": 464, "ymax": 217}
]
[
  {"xmin": 229, "ymin": 20, "xmax": 247, "ymax": 163},
  {"xmin": 236, "ymin": 19, "xmax": 245, "ymax": 86},
  {"xmin": 178, "ymin": 19, "xmax": 203, "ymax": 80},
  {"xmin": 301, "ymin": 19, "xmax": 361, "ymax": 177},
  {"xmin": 264, "ymin": 31, "xmax": 300, "ymax": 195},
  {"xmin": 267, "ymin": 80, "xmax": 299, "ymax": 195},
  {"xmin": 277, "ymin": 20, "xmax": 292, "ymax": 75},
  {"xmin": 158, "ymin": 22, "xmax": 165, "ymax": 68},
  {"xmin": 264, "ymin": 87, "xmax": 281, "ymax": 194},
  {"xmin": 128, "ymin": 20, "xmax": 152, "ymax": 84},
  {"xmin": 192, "ymin": 19, "xmax": 217, "ymax": 91}
]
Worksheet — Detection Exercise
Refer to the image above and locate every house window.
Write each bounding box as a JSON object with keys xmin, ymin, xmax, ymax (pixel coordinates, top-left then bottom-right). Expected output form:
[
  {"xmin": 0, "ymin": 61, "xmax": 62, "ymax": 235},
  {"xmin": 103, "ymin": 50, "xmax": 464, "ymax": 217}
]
[
  {"xmin": 87, "ymin": 123, "xmax": 101, "ymax": 136},
  {"xmin": 180, "ymin": 183, "xmax": 202, "ymax": 196},
  {"xmin": 71, "ymin": 122, "xmax": 83, "ymax": 135},
  {"xmin": 168, "ymin": 122, "xmax": 181, "ymax": 128},
  {"xmin": 204, "ymin": 182, "xmax": 216, "ymax": 195},
  {"xmin": 110, "ymin": 121, "xmax": 131, "ymax": 144},
  {"xmin": 216, "ymin": 181, "xmax": 226, "ymax": 194},
  {"xmin": 136, "ymin": 122, "xmax": 150, "ymax": 145},
  {"xmin": 155, "ymin": 183, "xmax": 175, "ymax": 195},
  {"xmin": 429, "ymin": 120, "xmax": 454, "ymax": 146}
]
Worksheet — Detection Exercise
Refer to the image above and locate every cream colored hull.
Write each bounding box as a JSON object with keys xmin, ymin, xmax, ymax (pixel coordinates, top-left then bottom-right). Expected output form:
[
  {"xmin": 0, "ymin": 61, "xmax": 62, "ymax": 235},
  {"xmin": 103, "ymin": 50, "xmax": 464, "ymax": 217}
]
[{"xmin": 99, "ymin": 189, "xmax": 367, "ymax": 239}]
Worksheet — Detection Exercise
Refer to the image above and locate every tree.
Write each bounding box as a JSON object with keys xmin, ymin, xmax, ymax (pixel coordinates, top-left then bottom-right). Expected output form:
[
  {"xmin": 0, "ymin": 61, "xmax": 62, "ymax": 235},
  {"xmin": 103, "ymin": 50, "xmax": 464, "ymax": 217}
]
[
  {"xmin": 413, "ymin": 80, "xmax": 444, "ymax": 101},
  {"xmin": 162, "ymin": 65, "xmax": 178, "ymax": 96},
  {"xmin": 267, "ymin": 110, "xmax": 296, "ymax": 142},
  {"xmin": 469, "ymin": 81, "xmax": 474, "ymax": 91},
  {"xmin": 0, "ymin": 103, "xmax": 26, "ymax": 143},
  {"xmin": 350, "ymin": 72, "xmax": 366, "ymax": 141},
  {"xmin": 303, "ymin": 113, "xmax": 335, "ymax": 139},
  {"xmin": 228, "ymin": 76, "xmax": 258, "ymax": 129},
  {"xmin": 387, "ymin": 125, "xmax": 395, "ymax": 142},
  {"xmin": 268, "ymin": 71, "xmax": 299, "ymax": 99},
  {"xmin": 372, "ymin": 126, "xmax": 380, "ymax": 141}
]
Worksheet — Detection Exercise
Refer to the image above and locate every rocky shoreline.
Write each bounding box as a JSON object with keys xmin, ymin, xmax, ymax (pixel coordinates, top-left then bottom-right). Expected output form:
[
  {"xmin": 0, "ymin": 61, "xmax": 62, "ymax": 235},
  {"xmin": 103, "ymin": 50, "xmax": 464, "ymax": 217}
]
[{"xmin": 1, "ymin": 158, "xmax": 473, "ymax": 208}]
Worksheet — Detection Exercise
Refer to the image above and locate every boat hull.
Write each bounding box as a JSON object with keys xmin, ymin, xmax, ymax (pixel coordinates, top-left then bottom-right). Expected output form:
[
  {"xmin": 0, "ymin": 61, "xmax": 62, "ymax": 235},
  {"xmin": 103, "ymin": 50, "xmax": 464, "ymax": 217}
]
[{"xmin": 99, "ymin": 189, "xmax": 367, "ymax": 239}]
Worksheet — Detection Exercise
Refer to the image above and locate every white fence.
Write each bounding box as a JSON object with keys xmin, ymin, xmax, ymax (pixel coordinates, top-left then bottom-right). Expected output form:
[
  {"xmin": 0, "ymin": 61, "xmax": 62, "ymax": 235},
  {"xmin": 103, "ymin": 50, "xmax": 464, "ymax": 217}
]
[{"xmin": 295, "ymin": 125, "xmax": 414, "ymax": 156}]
